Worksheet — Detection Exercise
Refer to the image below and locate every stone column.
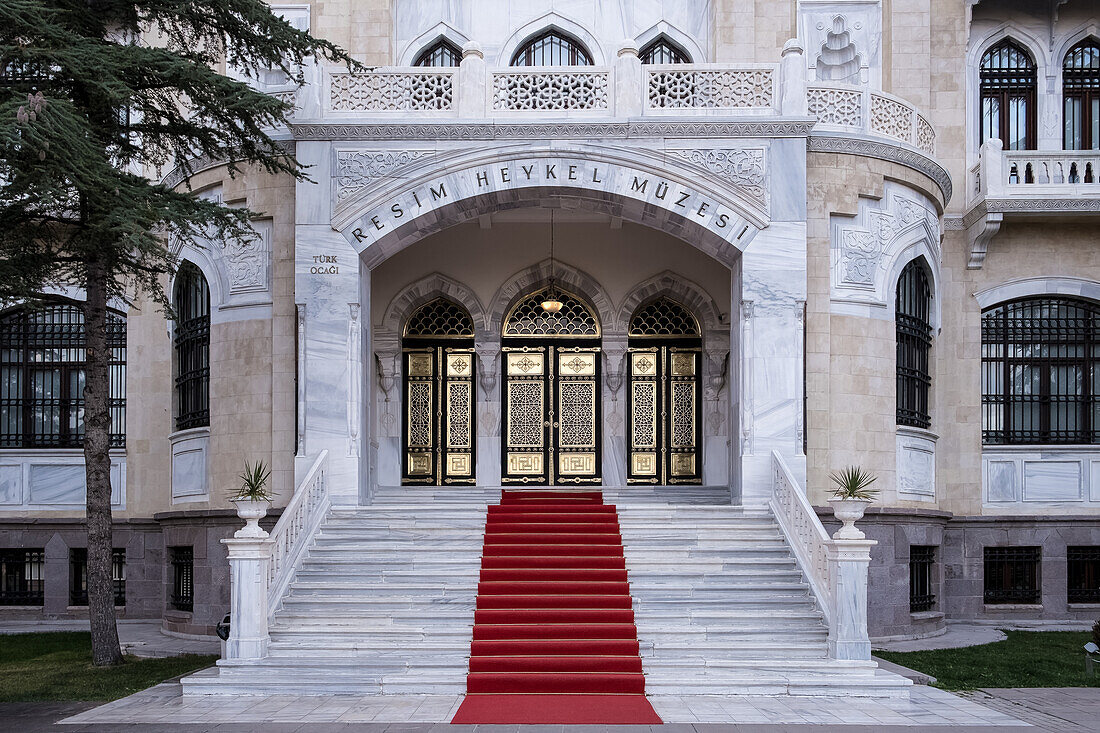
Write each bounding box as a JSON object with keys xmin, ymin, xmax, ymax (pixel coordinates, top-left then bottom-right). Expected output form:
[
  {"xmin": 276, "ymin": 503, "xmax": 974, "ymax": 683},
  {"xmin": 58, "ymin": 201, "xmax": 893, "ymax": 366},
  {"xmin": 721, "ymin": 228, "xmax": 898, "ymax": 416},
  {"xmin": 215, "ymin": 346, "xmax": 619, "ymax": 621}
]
[
  {"xmin": 780, "ymin": 39, "xmax": 806, "ymax": 116},
  {"xmin": 826, "ymin": 538, "xmax": 877, "ymax": 660},
  {"xmin": 222, "ymin": 536, "xmax": 271, "ymax": 661},
  {"xmin": 475, "ymin": 338, "xmax": 502, "ymax": 486},
  {"xmin": 614, "ymin": 41, "xmax": 643, "ymax": 117},
  {"xmin": 601, "ymin": 339, "xmax": 628, "ymax": 487}
]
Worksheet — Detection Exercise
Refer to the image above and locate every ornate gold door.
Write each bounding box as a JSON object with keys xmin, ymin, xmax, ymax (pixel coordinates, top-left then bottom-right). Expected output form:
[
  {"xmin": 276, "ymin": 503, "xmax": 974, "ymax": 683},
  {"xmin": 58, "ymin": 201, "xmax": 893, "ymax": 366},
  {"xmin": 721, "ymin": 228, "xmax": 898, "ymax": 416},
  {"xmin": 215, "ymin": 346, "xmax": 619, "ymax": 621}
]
[
  {"xmin": 502, "ymin": 345, "xmax": 601, "ymax": 485},
  {"xmin": 627, "ymin": 297, "xmax": 703, "ymax": 485},
  {"xmin": 500, "ymin": 286, "xmax": 602, "ymax": 486},
  {"xmin": 401, "ymin": 297, "xmax": 477, "ymax": 486},
  {"xmin": 403, "ymin": 347, "xmax": 476, "ymax": 485}
]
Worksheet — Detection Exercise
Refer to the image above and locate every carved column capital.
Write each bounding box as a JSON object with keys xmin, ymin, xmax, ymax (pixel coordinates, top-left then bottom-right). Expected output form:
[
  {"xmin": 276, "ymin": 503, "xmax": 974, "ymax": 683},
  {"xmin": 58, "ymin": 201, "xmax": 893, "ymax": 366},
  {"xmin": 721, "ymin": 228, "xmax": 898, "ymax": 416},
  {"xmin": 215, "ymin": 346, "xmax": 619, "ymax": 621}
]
[{"xmin": 474, "ymin": 343, "xmax": 500, "ymax": 394}]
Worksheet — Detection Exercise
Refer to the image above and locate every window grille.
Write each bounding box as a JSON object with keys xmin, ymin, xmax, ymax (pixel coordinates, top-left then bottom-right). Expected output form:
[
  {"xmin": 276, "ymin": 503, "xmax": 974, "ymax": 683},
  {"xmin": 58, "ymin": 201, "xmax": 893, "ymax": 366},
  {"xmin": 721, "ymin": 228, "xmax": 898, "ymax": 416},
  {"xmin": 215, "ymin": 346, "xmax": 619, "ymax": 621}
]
[
  {"xmin": 629, "ymin": 298, "xmax": 700, "ymax": 338},
  {"xmin": 403, "ymin": 298, "xmax": 475, "ymax": 339},
  {"xmin": 503, "ymin": 289, "xmax": 599, "ymax": 338},
  {"xmin": 640, "ymin": 37, "xmax": 690, "ymax": 65},
  {"xmin": 511, "ymin": 31, "xmax": 593, "ymax": 66},
  {"xmin": 0, "ymin": 549, "xmax": 45, "ymax": 606},
  {"xmin": 1068, "ymin": 546, "xmax": 1100, "ymax": 603},
  {"xmin": 0, "ymin": 304, "xmax": 126, "ymax": 448},
  {"xmin": 1064, "ymin": 40, "xmax": 1100, "ymax": 150},
  {"xmin": 980, "ymin": 40, "xmax": 1036, "ymax": 150},
  {"xmin": 415, "ymin": 39, "xmax": 462, "ymax": 67},
  {"xmin": 909, "ymin": 545, "xmax": 936, "ymax": 612},
  {"xmin": 169, "ymin": 546, "xmax": 194, "ymax": 613},
  {"xmin": 896, "ymin": 260, "xmax": 933, "ymax": 428},
  {"xmin": 981, "ymin": 297, "xmax": 1100, "ymax": 445},
  {"xmin": 69, "ymin": 548, "xmax": 125, "ymax": 606},
  {"xmin": 173, "ymin": 263, "xmax": 210, "ymax": 431},
  {"xmin": 984, "ymin": 546, "xmax": 1041, "ymax": 604}
]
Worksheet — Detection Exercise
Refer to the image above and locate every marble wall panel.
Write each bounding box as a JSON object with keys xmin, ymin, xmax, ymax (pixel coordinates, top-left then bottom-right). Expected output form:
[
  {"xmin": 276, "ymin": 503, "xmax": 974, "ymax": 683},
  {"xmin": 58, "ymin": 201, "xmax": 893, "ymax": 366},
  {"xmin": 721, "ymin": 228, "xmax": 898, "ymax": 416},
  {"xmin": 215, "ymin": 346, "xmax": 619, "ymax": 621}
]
[
  {"xmin": 1022, "ymin": 460, "xmax": 1081, "ymax": 502},
  {"xmin": 0, "ymin": 465, "xmax": 21, "ymax": 505}
]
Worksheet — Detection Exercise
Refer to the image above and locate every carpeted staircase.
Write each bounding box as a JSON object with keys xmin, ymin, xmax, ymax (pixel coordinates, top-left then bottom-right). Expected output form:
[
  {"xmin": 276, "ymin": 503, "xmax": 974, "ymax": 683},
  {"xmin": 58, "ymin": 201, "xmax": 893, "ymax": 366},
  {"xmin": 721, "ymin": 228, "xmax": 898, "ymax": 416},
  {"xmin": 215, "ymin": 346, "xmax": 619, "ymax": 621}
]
[{"xmin": 452, "ymin": 490, "xmax": 661, "ymax": 724}]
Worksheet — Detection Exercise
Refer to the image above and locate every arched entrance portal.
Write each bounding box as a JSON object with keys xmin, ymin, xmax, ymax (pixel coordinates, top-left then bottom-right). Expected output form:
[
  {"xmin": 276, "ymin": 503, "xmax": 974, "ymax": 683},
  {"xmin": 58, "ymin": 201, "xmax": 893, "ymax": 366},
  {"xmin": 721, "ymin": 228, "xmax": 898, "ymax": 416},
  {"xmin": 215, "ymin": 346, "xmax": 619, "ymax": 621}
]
[
  {"xmin": 401, "ymin": 298, "xmax": 477, "ymax": 485},
  {"xmin": 626, "ymin": 297, "xmax": 703, "ymax": 485},
  {"xmin": 501, "ymin": 287, "xmax": 602, "ymax": 485}
]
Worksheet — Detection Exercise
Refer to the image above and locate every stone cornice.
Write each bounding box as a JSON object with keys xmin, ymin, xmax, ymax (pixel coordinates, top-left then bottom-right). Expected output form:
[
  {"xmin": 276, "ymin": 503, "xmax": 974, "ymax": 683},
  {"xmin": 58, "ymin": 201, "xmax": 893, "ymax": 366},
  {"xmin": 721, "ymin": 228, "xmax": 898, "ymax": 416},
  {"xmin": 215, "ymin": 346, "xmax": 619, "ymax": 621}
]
[
  {"xmin": 291, "ymin": 119, "xmax": 818, "ymax": 141},
  {"xmin": 160, "ymin": 140, "xmax": 296, "ymax": 191},
  {"xmin": 807, "ymin": 134, "xmax": 952, "ymax": 206}
]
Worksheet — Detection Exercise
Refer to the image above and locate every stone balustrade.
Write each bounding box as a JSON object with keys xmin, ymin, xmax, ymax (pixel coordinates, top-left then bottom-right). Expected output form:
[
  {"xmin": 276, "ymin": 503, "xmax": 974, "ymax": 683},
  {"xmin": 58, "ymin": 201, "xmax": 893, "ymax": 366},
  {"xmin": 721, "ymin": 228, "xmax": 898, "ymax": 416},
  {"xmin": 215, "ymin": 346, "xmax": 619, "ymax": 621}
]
[
  {"xmin": 972, "ymin": 139, "xmax": 1100, "ymax": 203},
  {"xmin": 806, "ymin": 83, "xmax": 936, "ymax": 154}
]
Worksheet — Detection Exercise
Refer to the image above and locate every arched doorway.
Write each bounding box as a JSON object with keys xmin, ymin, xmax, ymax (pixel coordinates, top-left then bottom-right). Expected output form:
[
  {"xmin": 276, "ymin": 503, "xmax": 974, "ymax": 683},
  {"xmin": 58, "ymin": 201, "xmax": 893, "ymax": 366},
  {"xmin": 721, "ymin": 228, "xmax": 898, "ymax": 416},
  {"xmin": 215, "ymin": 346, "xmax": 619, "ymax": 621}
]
[
  {"xmin": 500, "ymin": 287, "xmax": 601, "ymax": 485},
  {"xmin": 626, "ymin": 297, "xmax": 703, "ymax": 485},
  {"xmin": 401, "ymin": 297, "xmax": 476, "ymax": 485}
]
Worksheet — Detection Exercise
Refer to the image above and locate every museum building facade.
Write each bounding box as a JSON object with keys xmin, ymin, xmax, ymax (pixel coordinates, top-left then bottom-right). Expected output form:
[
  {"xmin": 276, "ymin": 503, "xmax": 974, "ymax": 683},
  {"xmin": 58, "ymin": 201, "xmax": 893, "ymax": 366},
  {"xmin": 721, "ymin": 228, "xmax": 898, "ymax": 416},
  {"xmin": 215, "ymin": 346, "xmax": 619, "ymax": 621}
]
[{"xmin": 1, "ymin": 0, "xmax": 1098, "ymax": 694}]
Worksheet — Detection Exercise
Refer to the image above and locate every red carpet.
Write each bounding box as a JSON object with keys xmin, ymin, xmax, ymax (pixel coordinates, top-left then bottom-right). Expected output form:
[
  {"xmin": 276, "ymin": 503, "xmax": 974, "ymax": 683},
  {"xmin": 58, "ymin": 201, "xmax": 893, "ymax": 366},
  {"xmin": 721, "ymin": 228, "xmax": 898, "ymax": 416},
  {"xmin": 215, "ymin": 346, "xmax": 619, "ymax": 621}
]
[{"xmin": 451, "ymin": 490, "xmax": 661, "ymax": 724}]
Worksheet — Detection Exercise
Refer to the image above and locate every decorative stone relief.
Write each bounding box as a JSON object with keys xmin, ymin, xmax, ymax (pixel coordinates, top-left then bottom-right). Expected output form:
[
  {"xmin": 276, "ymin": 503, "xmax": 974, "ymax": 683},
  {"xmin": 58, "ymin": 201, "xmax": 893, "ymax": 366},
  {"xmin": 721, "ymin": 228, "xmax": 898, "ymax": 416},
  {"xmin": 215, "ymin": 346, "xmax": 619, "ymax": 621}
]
[
  {"xmin": 493, "ymin": 70, "xmax": 609, "ymax": 111},
  {"xmin": 831, "ymin": 182, "xmax": 940, "ymax": 312},
  {"xmin": 329, "ymin": 71, "xmax": 453, "ymax": 113},
  {"xmin": 669, "ymin": 148, "xmax": 768, "ymax": 211},
  {"xmin": 222, "ymin": 220, "xmax": 270, "ymax": 295},
  {"xmin": 335, "ymin": 149, "xmax": 435, "ymax": 206},
  {"xmin": 647, "ymin": 68, "xmax": 774, "ymax": 109},
  {"xmin": 799, "ymin": 2, "xmax": 882, "ymax": 88}
]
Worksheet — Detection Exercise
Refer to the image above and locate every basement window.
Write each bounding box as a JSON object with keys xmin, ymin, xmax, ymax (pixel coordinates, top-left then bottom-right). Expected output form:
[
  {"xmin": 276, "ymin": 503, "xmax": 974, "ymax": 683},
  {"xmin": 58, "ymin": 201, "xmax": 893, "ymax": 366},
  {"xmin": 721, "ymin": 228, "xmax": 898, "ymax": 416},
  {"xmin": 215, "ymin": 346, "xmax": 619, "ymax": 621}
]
[
  {"xmin": 0, "ymin": 549, "xmax": 44, "ymax": 606},
  {"xmin": 984, "ymin": 546, "xmax": 1041, "ymax": 604},
  {"xmin": 909, "ymin": 545, "xmax": 937, "ymax": 612},
  {"xmin": 69, "ymin": 548, "xmax": 126, "ymax": 606},
  {"xmin": 169, "ymin": 546, "xmax": 194, "ymax": 613},
  {"xmin": 1068, "ymin": 546, "xmax": 1100, "ymax": 603}
]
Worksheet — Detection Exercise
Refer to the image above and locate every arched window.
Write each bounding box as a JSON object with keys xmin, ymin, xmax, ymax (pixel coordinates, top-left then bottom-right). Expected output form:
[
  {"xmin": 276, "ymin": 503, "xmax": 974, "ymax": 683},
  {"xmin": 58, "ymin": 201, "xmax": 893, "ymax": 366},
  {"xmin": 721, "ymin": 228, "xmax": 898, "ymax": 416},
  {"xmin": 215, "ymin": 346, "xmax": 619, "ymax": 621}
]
[
  {"xmin": 982, "ymin": 297, "xmax": 1100, "ymax": 445},
  {"xmin": 980, "ymin": 40, "xmax": 1037, "ymax": 150},
  {"xmin": 896, "ymin": 260, "xmax": 933, "ymax": 428},
  {"xmin": 414, "ymin": 38, "xmax": 462, "ymax": 67},
  {"xmin": 640, "ymin": 37, "xmax": 690, "ymax": 65},
  {"xmin": 510, "ymin": 30, "xmax": 592, "ymax": 66},
  {"xmin": 173, "ymin": 263, "xmax": 210, "ymax": 431},
  {"xmin": 0, "ymin": 303, "xmax": 126, "ymax": 448},
  {"xmin": 1064, "ymin": 39, "xmax": 1100, "ymax": 149}
]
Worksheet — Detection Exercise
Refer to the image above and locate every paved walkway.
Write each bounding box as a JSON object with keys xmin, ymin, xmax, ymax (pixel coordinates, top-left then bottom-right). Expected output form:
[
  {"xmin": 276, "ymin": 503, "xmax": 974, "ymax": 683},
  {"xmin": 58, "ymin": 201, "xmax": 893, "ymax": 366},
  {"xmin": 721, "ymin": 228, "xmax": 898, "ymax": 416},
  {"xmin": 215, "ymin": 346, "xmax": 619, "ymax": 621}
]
[
  {"xmin": 0, "ymin": 619, "xmax": 221, "ymax": 658},
  {"xmin": 51, "ymin": 681, "xmax": 1033, "ymax": 728},
  {"xmin": 874, "ymin": 621, "xmax": 1095, "ymax": 653}
]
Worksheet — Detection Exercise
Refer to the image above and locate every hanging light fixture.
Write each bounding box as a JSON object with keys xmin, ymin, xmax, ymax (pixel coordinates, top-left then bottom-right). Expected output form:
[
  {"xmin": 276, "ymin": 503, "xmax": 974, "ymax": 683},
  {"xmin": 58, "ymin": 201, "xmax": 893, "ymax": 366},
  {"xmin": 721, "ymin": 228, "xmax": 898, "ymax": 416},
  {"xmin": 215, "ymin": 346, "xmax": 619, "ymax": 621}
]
[{"xmin": 541, "ymin": 208, "xmax": 564, "ymax": 313}]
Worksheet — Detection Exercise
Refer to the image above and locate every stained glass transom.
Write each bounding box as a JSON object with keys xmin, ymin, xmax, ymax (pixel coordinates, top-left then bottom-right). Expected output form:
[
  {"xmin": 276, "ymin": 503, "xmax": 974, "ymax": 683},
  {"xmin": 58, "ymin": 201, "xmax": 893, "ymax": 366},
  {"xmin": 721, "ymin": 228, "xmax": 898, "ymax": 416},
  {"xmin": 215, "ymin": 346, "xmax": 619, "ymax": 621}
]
[
  {"xmin": 404, "ymin": 298, "xmax": 475, "ymax": 338},
  {"xmin": 503, "ymin": 289, "xmax": 599, "ymax": 338},
  {"xmin": 629, "ymin": 298, "xmax": 700, "ymax": 337}
]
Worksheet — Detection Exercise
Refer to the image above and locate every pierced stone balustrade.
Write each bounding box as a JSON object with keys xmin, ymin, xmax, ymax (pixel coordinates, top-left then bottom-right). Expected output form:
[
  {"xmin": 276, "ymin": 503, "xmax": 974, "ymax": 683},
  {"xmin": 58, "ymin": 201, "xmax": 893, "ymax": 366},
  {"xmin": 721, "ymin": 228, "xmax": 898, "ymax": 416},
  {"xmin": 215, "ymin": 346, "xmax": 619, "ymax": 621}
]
[{"xmin": 806, "ymin": 83, "xmax": 936, "ymax": 154}]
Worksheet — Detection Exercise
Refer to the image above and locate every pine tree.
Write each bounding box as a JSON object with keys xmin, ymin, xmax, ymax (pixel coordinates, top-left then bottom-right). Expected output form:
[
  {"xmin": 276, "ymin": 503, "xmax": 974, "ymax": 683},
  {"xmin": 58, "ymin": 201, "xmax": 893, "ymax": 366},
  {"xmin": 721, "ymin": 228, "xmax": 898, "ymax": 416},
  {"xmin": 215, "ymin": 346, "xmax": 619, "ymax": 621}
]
[{"xmin": 0, "ymin": 0, "xmax": 355, "ymax": 666}]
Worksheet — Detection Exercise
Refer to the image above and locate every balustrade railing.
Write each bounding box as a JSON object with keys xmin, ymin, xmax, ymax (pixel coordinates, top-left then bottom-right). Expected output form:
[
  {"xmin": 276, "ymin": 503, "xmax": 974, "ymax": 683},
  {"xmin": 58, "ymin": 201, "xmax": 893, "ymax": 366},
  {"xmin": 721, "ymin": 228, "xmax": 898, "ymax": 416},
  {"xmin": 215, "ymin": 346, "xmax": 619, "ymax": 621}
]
[
  {"xmin": 267, "ymin": 450, "xmax": 329, "ymax": 615},
  {"xmin": 328, "ymin": 69, "xmax": 454, "ymax": 113},
  {"xmin": 1003, "ymin": 150, "xmax": 1100, "ymax": 186},
  {"xmin": 807, "ymin": 84, "xmax": 936, "ymax": 155},
  {"xmin": 645, "ymin": 65, "xmax": 775, "ymax": 111},
  {"xmin": 770, "ymin": 450, "xmax": 834, "ymax": 625},
  {"xmin": 492, "ymin": 67, "xmax": 610, "ymax": 111}
]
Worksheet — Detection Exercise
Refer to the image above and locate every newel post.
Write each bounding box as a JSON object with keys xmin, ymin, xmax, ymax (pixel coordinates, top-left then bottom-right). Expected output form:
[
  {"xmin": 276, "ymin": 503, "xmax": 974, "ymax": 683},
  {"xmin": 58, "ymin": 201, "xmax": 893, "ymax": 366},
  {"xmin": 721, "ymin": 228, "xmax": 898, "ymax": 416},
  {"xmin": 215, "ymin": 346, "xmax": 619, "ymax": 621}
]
[
  {"xmin": 614, "ymin": 40, "xmax": 643, "ymax": 117},
  {"xmin": 458, "ymin": 41, "xmax": 488, "ymax": 118},
  {"xmin": 223, "ymin": 535, "xmax": 272, "ymax": 660},
  {"xmin": 779, "ymin": 39, "xmax": 806, "ymax": 116},
  {"xmin": 826, "ymin": 538, "xmax": 876, "ymax": 660}
]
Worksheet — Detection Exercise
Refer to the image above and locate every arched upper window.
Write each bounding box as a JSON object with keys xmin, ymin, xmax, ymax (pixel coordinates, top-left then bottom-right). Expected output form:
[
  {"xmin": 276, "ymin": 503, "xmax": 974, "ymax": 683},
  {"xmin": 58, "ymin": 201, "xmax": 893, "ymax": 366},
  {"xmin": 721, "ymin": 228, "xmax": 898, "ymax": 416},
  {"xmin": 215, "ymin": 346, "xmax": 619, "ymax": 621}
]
[
  {"xmin": 414, "ymin": 38, "xmax": 463, "ymax": 67},
  {"xmin": 980, "ymin": 40, "xmax": 1037, "ymax": 150},
  {"xmin": 503, "ymin": 288, "xmax": 599, "ymax": 338},
  {"xmin": 0, "ymin": 303, "xmax": 126, "ymax": 448},
  {"xmin": 403, "ymin": 298, "xmax": 475, "ymax": 340},
  {"xmin": 510, "ymin": 30, "xmax": 592, "ymax": 66},
  {"xmin": 982, "ymin": 297, "xmax": 1100, "ymax": 445},
  {"xmin": 640, "ymin": 37, "xmax": 690, "ymax": 65},
  {"xmin": 1064, "ymin": 39, "xmax": 1100, "ymax": 149},
  {"xmin": 629, "ymin": 297, "xmax": 700, "ymax": 337},
  {"xmin": 896, "ymin": 260, "xmax": 933, "ymax": 429},
  {"xmin": 173, "ymin": 263, "xmax": 210, "ymax": 431}
]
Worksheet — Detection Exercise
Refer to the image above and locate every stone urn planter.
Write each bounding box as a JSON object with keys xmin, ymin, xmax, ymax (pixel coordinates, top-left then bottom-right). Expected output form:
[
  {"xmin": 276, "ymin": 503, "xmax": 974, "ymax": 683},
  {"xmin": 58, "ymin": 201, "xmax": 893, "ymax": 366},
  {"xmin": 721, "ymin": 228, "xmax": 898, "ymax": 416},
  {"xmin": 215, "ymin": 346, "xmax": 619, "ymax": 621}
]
[
  {"xmin": 232, "ymin": 497, "xmax": 271, "ymax": 538},
  {"xmin": 828, "ymin": 465, "xmax": 879, "ymax": 540},
  {"xmin": 827, "ymin": 497, "xmax": 873, "ymax": 539},
  {"xmin": 230, "ymin": 460, "xmax": 273, "ymax": 538}
]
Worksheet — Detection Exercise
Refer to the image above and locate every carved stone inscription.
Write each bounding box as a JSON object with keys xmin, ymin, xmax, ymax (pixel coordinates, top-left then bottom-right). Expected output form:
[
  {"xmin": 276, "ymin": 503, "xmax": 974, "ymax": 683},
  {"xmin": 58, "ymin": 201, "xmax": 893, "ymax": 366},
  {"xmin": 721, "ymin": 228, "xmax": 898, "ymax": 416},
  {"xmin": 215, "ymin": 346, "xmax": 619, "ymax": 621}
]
[{"xmin": 342, "ymin": 156, "xmax": 758, "ymax": 250}]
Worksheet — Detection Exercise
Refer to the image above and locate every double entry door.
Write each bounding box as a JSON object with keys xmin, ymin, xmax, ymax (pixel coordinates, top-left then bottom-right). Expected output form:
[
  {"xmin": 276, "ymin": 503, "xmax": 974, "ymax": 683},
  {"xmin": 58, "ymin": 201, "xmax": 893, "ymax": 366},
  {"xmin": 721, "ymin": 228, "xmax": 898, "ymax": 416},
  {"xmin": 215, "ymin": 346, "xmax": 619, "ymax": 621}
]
[
  {"xmin": 501, "ymin": 343, "xmax": 602, "ymax": 485},
  {"xmin": 402, "ymin": 346, "xmax": 477, "ymax": 485}
]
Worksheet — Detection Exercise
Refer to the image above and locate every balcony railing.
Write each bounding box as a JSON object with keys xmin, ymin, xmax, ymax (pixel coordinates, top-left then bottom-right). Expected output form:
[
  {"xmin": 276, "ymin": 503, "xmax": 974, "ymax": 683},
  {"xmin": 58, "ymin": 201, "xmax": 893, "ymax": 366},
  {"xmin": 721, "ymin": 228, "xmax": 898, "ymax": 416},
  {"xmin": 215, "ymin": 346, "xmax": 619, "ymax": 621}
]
[
  {"xmin": 646, "ymin": 64, "xmax": 775, "ymax": 112},
  {"xmin": 970, "ymin": 140, "xmax": 1100, "ymax": 206},
  {"xmin": 806, "ymin": 83, "xmax": 936, "ymax": 155},
  {"xmin": 493, "ymin": 67, "xmax": 609, "ymax": 112},
  {"xmin": 328, "ymin": 69, "xmax": 454, "ymax": 113}
]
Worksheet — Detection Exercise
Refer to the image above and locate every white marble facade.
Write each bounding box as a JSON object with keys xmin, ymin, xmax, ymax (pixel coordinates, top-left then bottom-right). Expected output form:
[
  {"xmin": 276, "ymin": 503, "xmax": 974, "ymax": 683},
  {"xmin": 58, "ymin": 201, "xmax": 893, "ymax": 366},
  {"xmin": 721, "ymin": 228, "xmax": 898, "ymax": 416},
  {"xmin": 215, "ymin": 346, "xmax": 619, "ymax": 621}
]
[{"xmin": 293, "ymin": 132, "xmax": 808, "ymax": 505}]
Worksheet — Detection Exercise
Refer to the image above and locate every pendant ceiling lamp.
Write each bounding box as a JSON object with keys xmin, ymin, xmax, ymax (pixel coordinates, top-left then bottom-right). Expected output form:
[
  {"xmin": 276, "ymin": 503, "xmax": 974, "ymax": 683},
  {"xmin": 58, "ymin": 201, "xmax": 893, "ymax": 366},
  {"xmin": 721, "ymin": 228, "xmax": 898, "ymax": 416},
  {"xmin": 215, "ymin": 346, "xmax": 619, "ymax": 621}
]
[{"xmin": 541, "ymin": 208, "xmax": 564, "ymax": 313}]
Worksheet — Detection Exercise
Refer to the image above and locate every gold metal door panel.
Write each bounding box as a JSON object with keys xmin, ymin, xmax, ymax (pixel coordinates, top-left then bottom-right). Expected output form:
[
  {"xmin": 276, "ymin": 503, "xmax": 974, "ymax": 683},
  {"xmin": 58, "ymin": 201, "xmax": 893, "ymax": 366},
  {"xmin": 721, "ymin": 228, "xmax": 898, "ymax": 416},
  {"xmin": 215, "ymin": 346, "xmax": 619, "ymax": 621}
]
[{"xmin": 506, "ymin": 381, "xmax": 545, "ymax": 449}]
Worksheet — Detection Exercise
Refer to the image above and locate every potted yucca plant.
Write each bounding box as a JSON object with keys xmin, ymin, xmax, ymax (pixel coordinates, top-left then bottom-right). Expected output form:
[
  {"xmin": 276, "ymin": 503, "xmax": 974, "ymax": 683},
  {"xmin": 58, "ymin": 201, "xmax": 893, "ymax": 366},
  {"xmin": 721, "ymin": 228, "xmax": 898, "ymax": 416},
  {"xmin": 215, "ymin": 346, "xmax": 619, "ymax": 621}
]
[
  {"xmin": 827, "ymin": 466, "xmax": 879, "ymax": 540},
  {"xmin": 229, "ymin": 460, "xmax": 273, "ymax": 538}
]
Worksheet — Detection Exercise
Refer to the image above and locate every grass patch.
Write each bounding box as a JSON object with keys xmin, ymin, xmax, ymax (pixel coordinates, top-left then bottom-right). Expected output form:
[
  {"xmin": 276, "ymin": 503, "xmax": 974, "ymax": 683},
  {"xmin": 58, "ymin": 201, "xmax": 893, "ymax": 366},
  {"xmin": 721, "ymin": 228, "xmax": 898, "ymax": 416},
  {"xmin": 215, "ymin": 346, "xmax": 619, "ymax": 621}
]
[
  {"xmin": 877, "ymin": 630, "xmax": 1100, "ymax": 691},
  {"xmin": 0, "ymin": 631, "xmax": 218, "ymax": 702}
]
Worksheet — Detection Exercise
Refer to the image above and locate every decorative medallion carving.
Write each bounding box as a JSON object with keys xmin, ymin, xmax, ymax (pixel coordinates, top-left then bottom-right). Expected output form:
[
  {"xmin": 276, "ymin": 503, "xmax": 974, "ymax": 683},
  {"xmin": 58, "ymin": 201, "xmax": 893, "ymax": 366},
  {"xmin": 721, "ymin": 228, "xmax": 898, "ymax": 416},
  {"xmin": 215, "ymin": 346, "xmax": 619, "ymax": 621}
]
[
  {"xmin": 222, "ymin": 226, "xmax": 269, "ymax": 294},
  {"xmin": 335, "ymin": 149, "xmax": 434, "ymax": 205},
  {"xmin": 669, "ymin": 148, "xmax": 768, "ymax": 210}
]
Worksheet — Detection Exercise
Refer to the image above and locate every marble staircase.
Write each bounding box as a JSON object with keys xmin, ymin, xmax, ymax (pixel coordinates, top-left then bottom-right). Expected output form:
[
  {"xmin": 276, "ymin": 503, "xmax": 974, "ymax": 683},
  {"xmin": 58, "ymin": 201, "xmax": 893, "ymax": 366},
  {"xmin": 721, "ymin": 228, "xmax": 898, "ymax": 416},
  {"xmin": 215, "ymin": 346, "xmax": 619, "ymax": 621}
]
[{"xmin": 183, "ymin": 486, "xmax": 909, "ymax": 697}]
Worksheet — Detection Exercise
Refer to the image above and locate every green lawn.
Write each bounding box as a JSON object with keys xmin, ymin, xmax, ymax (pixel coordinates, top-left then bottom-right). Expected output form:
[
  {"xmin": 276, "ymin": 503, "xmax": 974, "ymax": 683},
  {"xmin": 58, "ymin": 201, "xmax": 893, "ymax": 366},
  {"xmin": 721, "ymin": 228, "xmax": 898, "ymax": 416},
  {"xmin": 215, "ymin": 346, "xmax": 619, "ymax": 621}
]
[
  {"xmin": 876, "ymin": 630, "xmax": 1100, "ymax": 691},
  {"xmin": 0, "ymin": 631, "xmax": 218, "ymax": 702}
]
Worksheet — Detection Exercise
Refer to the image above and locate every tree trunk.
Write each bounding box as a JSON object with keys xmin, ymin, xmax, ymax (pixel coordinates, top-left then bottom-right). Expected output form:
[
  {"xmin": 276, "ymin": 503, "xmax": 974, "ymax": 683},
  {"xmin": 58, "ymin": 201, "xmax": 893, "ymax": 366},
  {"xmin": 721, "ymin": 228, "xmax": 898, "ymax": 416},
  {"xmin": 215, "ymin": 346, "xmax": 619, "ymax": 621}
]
[{"xmin": 84, "ymin": 258, "xmax": 124, "ymax": 666}]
